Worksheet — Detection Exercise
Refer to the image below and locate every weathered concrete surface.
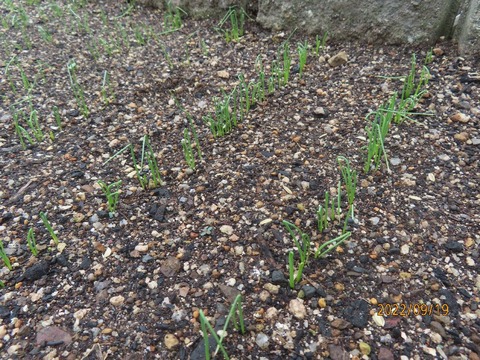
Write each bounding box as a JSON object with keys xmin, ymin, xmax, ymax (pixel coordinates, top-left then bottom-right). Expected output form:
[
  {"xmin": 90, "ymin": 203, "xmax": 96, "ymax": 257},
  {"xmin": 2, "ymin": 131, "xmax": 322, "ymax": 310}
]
[
  {"xmin": 140, "ymin": 0, "xmax": 479, "ymax": 61},
  {"xmin": 256, "ymin": 0, "xmax": 460, "ymax": 45},
  {"xmin": 455, "ymin": 0, "xmax": 480, "ymax": 60}
]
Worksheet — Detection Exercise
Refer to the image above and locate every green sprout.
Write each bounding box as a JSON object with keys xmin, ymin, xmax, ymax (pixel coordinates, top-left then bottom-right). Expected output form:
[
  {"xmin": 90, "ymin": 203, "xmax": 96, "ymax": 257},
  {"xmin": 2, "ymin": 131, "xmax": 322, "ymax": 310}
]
[
  {"xmin": 53, "ymin": 106, "xmax": 62, "ymax": 129},
  {"xmin": 282, "ymin": 220, "xmax": 310, "ymax": 288},
  {"xmin": 199, "ymin": 294, "xmax": 245, "ymax": 360},
  {"xmin": 363, "ymin": 108, "xmax": 391, "ymax": 173},
  {"xmin": 0, "ymin": 240, "xmax": 12, "ymax": 271},
  {"xmin": 216, "ymin": 7, "xmax": 245, "ymax": 42},
  {"xmin": 337, "ymin": 156, "xmax": 357, "ymax": 207},
  {"xmin": 314, "ymin": 232, "xmax": 351, "ymax": 258},
  {"xmin": 130, "ymin": 135, "xmax": 162, "ymax": 189},
  {"xmin": 282, "ymin": 42, "xmax": 291, "ymax": 86},
  {"xmin": 314, "ymin": 32, "xmax": 328, "ymax": 55},
  {"xmin": 97, "ymin": 180, "xmax": 122, "ymax": 215},
  {"xmin": 297, "ymin": 41, "xmax": 308, "ymax": 79},
  {"xmin": 39, "ymin": 212, "xmax": 59, "ymax": 245},
  {"xmin": 67, "ymin": 59, "xmax": 89, "ymax": 118},
  {"xmin": 27, "ymin": 227, "xmax": 38, "ymax": 256}
]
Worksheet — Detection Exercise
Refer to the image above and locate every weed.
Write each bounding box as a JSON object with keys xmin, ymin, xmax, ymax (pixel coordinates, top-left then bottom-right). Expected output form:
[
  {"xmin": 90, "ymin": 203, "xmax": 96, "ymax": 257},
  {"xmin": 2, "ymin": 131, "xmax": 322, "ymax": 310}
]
[
  {"xmin": 0, "ymin": 240, "xmax": 12, "ymax": 271},
  {"xmin": 38, "ymin": 25, "xmax": 53, "ymax": 42},
  {"xmin": 203, "ymin": 91, "xmax": 237, "ymax": 137},
  {"xmin": 316, "ymin": 191, "xmax": 337, "ymax": 233},
  {"xmin": 164, "ymin": 1, "xmax": 185, "ymax": 31},
  {"xmin": 199, "ymin": 294, "xmax": 245, "ymax": 360},
  {"xmin": 27, "ymin": 228, "xmax": 38, "ymax": 256},
  {"xmin": 39, "ymin": 212, "xmax": 59, "ymax": 245},
  {"xmin": 97, "ymin": 180, "xmax": 122, "ymax": 215}
]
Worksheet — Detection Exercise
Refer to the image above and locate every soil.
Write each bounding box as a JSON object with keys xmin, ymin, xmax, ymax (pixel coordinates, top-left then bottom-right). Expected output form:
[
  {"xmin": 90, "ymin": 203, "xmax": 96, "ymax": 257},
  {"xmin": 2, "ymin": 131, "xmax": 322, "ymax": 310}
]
[{"xmin": 0, "ymin": 1, "xmax": 479, "ymax": 359}]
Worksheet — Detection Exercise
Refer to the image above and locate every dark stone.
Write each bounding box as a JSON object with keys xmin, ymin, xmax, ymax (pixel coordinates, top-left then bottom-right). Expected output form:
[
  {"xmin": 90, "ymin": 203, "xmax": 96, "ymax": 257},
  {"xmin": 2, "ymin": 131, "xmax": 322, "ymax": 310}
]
[
  {"xmin": 439, "ymin": 289, "xmax": 459, "ymax": 315},
  {"xmin": 316, "ymin": 286, "xmax": 327, "ymax": 298},
  {"xmin": 444, "ymin": 241, "xmax": 463, "ymax": 252},
  {"xmin": 0, "ymin": 306, "xmax": 10, "ymax": 319},
  {"xmin": 55, "ymin": 254, "xmax": 69, "ymax": 268},
  {"xmin": 1, "ymin": 212, "xmax": 13, "ymax": 224},
  {"xmin": 24, "ymin": 261, "xmax": 49, "ymax": 281},
  {"xmin": 301, "ymin": 285, "xmax": 316, "ymax": 299},
  {"xmin": 342, "ymin": 299, "xmax": 369, "ymax": 328},
  {"xmin": 458, "ymin": 288, "xmax": 472, "ymax": 298},
  {"xmin": 68, "ymin": 109, "xmax": 80, "ymax": 117},
  {"xmin": 271, "ymin": 270, "xmax": 287, "ymax": 284},
  {"xmin": 260, "ymin": 151, "xmax": 274, "ymax": 158},
  {"xmin": 433, "ymin": 267, "xmax": 451, "ymax": 287},
  {"xmin": 149, "ymin": 203, "xmax": 166, "ymax": 222},
  {"xmin": 152, "ymin": 188, "xmax": 171, "ymax": 198},
  {"xmin": 190, "ymin": 335, "xmax": 217, "ymax": 360},
  {"xmin": 388, "ymin": 248, "xmax": 400, "ymax": 255},
  {"xmin": 78, "ymin": 256, "xmax": 91, "ymax": 270},
  {"xmin": 317, "ymin": 316, "xmax": 331, "ymax": 336},
  {"xmin": 69, "ymin": 170, "xmax": 84, "ymax": 178}
]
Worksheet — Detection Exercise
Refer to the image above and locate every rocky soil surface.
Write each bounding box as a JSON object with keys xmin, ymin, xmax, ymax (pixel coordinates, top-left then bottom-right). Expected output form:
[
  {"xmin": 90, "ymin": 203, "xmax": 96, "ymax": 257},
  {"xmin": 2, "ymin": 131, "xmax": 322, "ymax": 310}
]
[{"xmin": 0, "ymin": 1, "xmax": 479, "ymax": 359}]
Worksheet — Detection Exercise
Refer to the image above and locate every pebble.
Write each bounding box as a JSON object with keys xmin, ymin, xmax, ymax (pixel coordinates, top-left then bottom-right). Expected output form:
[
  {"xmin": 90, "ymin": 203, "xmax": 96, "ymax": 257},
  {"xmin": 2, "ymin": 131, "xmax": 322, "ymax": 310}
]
[
  {"xmin": 328, "ymin": 51, "xmax": 348, "ymax": 67},
  {"xmin": 288, "ymin": 299, "xmax": 307, "ymax": 319},
  {"xmin": 265, "ymin": 307, "xmax": 278, "ymax": 320},
  {"xmin": 378, "ymin": 347, "xmax": 395, "ymax": 360},
  {"xmin": 331, "ymin": 318, "xmax": 351, "ymax": 329},
  {"xmin": 271, "ymin": 270, "xmax": 287, "ymax": 284},
  {"xmin": 220, "ymin": 225, "xmax": 234, "ymax": 235},
  {"xmin": 400, "ymin": 244, "xmax": 410, "ymax": 255},
  {"xmin": 109, "ymin": 295, "xmax": 125, "ymax": 307},
  {"xmin": 472, "ymin": 138, "xmax": 480, "ymax": 145},
  {"xmin": 255, "ymin": 333, "xmax": 269, "ymax": 349},
  {"xmin": 454, "ymin": 132, "xmax": 469, "ymax": 142},
  {"xmin": 217, "ymin": 70, "xmax": 230, "ymax": 79},
  {"xmin": 164, "ymin": 334, "xmax": 179, "ymax": 350},
  {"xmin": 359, "ymin": 342, "xmax": 371, "ymax": 356},
  {"xmin": 450, "ymin": 112, "xmax": 470, "ymax": 123},
  {"xmin": 369, "ymin": 217, "xmax": 380, "ymax": 226},
  {"xmin": 263, "ymin": 283, "xmax": 280, "ymax": 294},
  {"xmin": 390, "ymin": 157, "xmax": 401, "ymax": 166}
]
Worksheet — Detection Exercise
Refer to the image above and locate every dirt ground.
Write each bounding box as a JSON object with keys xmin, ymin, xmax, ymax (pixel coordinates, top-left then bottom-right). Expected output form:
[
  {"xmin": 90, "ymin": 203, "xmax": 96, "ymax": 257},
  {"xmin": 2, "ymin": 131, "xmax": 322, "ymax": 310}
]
[{"xmin": 0, "ymin": 1, "xmax": 479, "ymax": 359}]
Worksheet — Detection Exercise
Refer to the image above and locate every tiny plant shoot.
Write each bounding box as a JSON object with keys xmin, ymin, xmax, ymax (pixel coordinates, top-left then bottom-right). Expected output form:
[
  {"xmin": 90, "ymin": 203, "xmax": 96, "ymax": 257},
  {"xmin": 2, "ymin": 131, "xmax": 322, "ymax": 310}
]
[
  {"xmin": 39, "ymin": 212, "xmax": 59, "ymax": 245},
  {"xmin": 97, "ymin": 180, "xmax": 122, "ymax": 216}
]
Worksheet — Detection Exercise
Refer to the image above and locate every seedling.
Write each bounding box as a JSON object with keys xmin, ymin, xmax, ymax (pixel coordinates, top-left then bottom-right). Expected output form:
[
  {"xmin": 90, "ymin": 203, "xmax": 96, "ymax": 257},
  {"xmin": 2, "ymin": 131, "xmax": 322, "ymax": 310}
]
[
  {"xmin": 282, "ymin": 220, "xmax": 310, "ymax": 288},
  {"xmin": 53, "ymin": 106, "xmax": 62, "ymax": 129},
  {"xmin": 67, "ymin": 59, "xmax": 89, "ymax": 118},
  {"xmin": 101, "ymin": 70, "xmax": 114, "ymax": 105},
  {"xmin": 39, "ymin": 212, "xmax": 59, "ymax": 245},
  {"xmin": 337, "ymin": 156, "xmax": 357, "ymax": 207},
  {"xmin": 97, "ymin": 180, "xmax": 122, "ymax": 215},
  {"xmin": 27, "ymin": 227, "xmax": 38, "ymax": 256},
  {"xmin": 13, "ymin": 110, "xmax": 34, "ymax": 149},
  {"xmin": 317, "ymin": 191, "xmax": 337, "ymax": 233},
  {"xmin": 38, "ymin": 26, "xmax": 53, "ymax": 42},
  {"xmin": 364, "ymin": 109, "xmax": 391, "ymax": 173},
  {"xmin": 314, "ymin": 232, "xmax": 351, "ymax": 258},
  {"xmin": 130, "ymin": 135, "xmax": 162, "ymax": 189},
  {"xmin": 181, "ymin": 116, "xmax": 202, "ymax": 169},
  {"xmin": 297, "ymin": 41, "xmax": 308, "ymax": 78},
  {"xmin": 216, "ymin": 7, "xmax": 245, "ymax": 42},
  {"xmin": 0, "ymin": 240, "xmax": 12, "ymax": 271},
  {"xmin": 282, "ymin": 42, "xmax": 291, "ymax": 86},
  {"xmin": 203, "ymin": 91, "xmax": 237, "ymax": 137},
  {"xmin": 424, "ymin": 48, "xmax": 433, "ymax": 65},
  {"xmin": 26, "ymin": 108, "xmax": 43, "ymax": 142},
  {"xmin": 164, "ymin": 1, "xmax": 185, "ymax": 31},
  {"xmin": 314, "ymin": 32, "xmax": 328, "ymax": 55},
  {"xmin": 199, "ymin": 294, "xmax": 245, "ymax": 360}
]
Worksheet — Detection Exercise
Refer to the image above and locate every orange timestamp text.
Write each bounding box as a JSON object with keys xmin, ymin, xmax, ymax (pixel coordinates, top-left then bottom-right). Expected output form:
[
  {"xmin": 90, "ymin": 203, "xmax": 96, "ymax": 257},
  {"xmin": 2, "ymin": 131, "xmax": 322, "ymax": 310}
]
[{"xmin": 377, "ymin": 303, "xmax": 449, "ymax": 317}]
